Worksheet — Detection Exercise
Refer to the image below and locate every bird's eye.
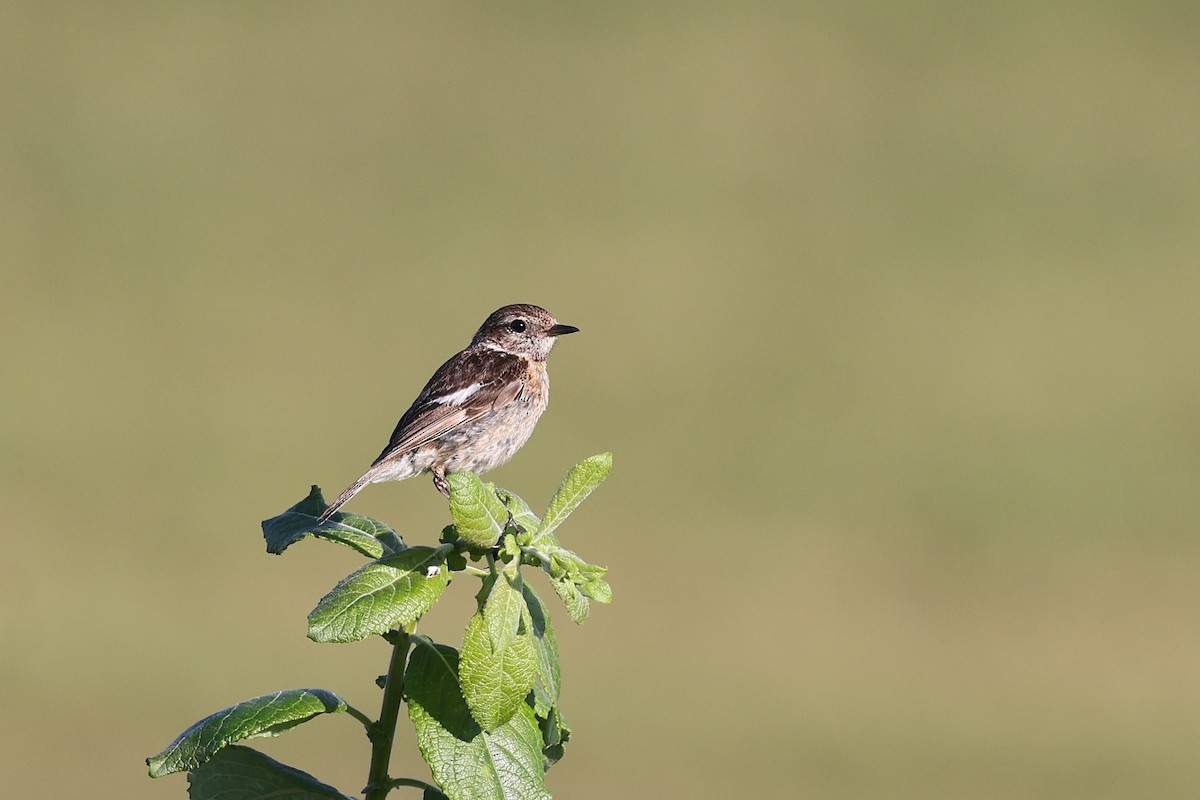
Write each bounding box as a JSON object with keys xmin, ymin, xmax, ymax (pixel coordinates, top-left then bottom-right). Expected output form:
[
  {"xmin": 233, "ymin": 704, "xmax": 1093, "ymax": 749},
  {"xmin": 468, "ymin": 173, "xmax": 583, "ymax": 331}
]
[{"xmin": 509, "ymin": 319, "xmax": 527, "ymax": 333}]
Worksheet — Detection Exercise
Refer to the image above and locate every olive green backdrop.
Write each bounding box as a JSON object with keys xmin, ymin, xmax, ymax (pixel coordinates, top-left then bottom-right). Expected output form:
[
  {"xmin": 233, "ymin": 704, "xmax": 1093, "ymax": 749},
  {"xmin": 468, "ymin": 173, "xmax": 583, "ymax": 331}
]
[{"xmin": 3, "ymin": 4, "xmax": 1199, "ymax": 798}]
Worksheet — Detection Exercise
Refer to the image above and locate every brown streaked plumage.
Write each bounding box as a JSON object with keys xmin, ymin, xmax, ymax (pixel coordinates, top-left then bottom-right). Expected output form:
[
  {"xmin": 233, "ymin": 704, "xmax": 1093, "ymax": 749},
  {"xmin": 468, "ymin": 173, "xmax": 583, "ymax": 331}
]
[{"xmin": 317, "ymin": 304, "xmax": 578, "ymax": 523}]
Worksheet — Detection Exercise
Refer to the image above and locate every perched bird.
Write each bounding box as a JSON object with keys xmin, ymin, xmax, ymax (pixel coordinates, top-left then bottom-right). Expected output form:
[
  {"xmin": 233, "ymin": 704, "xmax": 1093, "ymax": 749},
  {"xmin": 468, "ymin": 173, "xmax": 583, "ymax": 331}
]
[{"xmin": 317, "ymin": 304, "xmax": 578, "ymax": 523}]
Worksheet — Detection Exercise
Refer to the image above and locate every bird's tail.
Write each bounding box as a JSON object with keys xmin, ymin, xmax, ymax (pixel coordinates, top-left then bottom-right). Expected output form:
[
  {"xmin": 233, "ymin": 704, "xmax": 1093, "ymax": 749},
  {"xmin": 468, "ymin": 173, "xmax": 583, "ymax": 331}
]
[{"xmin": 318, "ymin": 474, "xmax": 372, "ymax": 524}]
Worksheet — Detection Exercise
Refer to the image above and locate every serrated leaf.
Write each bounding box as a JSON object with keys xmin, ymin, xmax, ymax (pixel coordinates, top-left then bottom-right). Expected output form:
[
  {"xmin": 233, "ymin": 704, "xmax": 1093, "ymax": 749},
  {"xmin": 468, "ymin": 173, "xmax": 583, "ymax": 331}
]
[
  {"xmin": 534, "ymin": 453, "xmax": 611, "ymax": 544},
  {"xmin": 262, "ymin": 486, "xmax": 405, "ymax": 558},
  {"xmin": 483, "ymin": 572, "xmax": 524, "ymax": 652},
  {"xmin": 405, "ymin": 641, "xmax": 551, "ymax": 800},
  {"xmin": 500, "ymin": 534, "xmax": 521, "ymax": 559},
  {"xmin": 575, "ymin": 562, "xmax": 609, "ymax": 581},
  {"xmin": 448, "ymin": 473, "xmax": 510, "ymax": 549},
  {"xmin": 459, "ymin": 612, "xmax": 538, "ymax": 732},
  {"xmin": 147, "ymin": 689, "xmax": 346, "ymax": 778},
  {"xmin": 544, "ymin": 554, "xmax": 568, "ymax": 580},
  {"xmin": 187, "ymin": 745, "xmax": 352, "ymax": 800},
  {"xmin": 521, "ymin": 583, "xmax": 560, "ymax": 708},
  {"xmin": 537, "ymin": 543, "xmax": 585, "ymax": 573},
  {"xmin": 308, "ymin": 547, "xmax": 449, "ymax": 643},
  {"xmin": 495, "ymin": 488, "xmax": 541, "ymax": 538},
  {"xmin": 551, "ymin": 578, "xmax": 590, "ymax": 625},
  {"xmin": 528, "ymin": 542, "xmax": 608, "ymax": 605},
  {"xmin": 580, "ymin": 579, "xmax": 612, "ymax": 604}
]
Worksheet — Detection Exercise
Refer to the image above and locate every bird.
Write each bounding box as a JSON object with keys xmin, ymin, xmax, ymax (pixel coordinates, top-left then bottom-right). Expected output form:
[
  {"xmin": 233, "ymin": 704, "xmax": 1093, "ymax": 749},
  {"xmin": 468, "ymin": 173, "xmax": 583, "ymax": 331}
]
[{"xmin": 317, "ymin": 303, "xmax": 579, "ymax": 524}]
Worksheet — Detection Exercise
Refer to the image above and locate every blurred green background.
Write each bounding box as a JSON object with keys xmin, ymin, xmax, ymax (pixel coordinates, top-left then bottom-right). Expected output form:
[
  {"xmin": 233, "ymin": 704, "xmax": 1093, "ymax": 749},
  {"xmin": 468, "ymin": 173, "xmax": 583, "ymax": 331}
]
[{"xmin": 3, "ymin": 3, "xmax": 1199, "ymax": 798}]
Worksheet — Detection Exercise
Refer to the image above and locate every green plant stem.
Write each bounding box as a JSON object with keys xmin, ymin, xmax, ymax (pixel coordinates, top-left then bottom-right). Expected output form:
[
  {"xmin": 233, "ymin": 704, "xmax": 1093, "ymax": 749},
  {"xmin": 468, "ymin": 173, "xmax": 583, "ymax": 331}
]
[
  {"xmin": 519, "ymin": 545, "xmax": 551, "ymax": 570},
  {"xmin": 363, "ymin": 630, "xmax": 412, "ymax": 800},
  {"xmin": 344, "ymin": 703, "xmax": 375, "ymax": 733}
]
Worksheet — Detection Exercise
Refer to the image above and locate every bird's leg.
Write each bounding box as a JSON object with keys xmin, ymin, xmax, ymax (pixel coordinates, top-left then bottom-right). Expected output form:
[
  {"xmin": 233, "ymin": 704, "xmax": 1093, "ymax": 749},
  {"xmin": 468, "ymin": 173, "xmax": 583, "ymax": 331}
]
[{"xmin": 432, "ymin": 468, "xmax": 450, "ymax": 498}]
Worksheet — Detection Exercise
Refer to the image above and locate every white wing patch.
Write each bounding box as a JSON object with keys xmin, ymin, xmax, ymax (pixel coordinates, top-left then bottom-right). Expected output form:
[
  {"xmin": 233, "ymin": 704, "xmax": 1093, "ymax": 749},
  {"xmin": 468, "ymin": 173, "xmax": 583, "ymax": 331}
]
[{"xmin": 436, "ymin": 382, "xmax": 483, "ymax": 406}]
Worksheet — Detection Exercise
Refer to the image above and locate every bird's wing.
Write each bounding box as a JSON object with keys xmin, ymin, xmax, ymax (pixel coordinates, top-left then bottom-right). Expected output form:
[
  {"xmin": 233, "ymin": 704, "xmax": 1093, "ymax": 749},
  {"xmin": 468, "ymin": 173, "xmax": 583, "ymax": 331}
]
[{"xmin": 372, "ymin": 349, "xmax": 526, "ymax": 464}]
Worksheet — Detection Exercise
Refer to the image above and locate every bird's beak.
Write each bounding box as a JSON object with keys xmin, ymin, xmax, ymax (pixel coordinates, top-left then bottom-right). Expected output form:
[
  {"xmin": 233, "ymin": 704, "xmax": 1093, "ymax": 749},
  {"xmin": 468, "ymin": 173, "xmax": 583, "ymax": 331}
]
[{"xmin": 548, "ymin": 324, "xmax": 580, "ymax": 337}]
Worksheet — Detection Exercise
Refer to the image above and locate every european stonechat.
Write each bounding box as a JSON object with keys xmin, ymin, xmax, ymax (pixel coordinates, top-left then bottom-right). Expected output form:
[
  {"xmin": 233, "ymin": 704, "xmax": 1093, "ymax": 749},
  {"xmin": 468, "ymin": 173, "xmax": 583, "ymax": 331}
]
[{"xmin": 317, "ymin": 304, "xmax": 578, "ymax": 523}]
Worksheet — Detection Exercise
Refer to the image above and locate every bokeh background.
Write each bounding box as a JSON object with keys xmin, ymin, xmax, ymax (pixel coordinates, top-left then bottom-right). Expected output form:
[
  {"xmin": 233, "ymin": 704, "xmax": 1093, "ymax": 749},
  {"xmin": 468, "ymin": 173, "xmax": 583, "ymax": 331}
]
[{"xmin": 3, "ymin": 3, "xmax": 1199, "ymax": 798}]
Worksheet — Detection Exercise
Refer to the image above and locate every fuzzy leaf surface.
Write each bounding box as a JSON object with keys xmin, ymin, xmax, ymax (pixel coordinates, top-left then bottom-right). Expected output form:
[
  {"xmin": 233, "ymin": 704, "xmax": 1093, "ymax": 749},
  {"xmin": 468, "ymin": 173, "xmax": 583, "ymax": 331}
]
[
  {"xmin": 459, "ymin": 612, "xmax": 538, "ymax": 732},
  {"xmin": 262, "ymin": 486, "xmax": 404, "ymax": 557},
  {"xmin": 146, "ymin": 689, "xmax": 346, "ymax": 777},
  {"xmin": 406, "ymin": 641, "xmax": 550, "ymax": 800},
  {"xmin": 495, "ymin": 488, "xmax": 541, "ymax": 539},
  {"xmin": 580, "ymin": 578, "xmax": 613, "ymax": 604},
  {"xmin": 187, "ymin": 745, "xmax": 351, "ymax": 800},
  {"xmin": 448, "ymin": 473, "xmax": 510, "ymax": 549},
  {"xmin": 483, "ymin": 571, "xmax": 524, "ymax": 652},
  {"xmin": 551, "ymin": 577, "xmax": 590, "ymax": 625},
  {"xmin": 308, "ymin": 547, "xmax": 448, "ymax": 643},
  {"xmin": 534, "ymin": 453, "xmax": 611, "ymax": 544},
  {"xmin": 521, "ymin": 583, "xmax": 561, "ymax": 708}
]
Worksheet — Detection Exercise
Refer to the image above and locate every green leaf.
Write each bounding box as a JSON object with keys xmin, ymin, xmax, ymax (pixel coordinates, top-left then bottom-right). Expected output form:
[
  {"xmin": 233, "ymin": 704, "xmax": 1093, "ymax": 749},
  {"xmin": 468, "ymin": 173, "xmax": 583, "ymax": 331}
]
[
  {"xmin": 459, "ymin": 612, "xmax": 538, "ymax": 732},
  {"xmin": 439, "ymin": 525, "xmax": 468, "ymax": 572},
  {"xmin": 580, "ymin": 579, "xmax": 613, "ymax": 604},
  {"xmin": 483, "ymin": 571, "xmax": 524, "ymax": 652},
  {"xmin": 524, "ymin": 540, "xmax": 609, "ymax": 610},
  {"xmin": 574, "ymin": 562, "xmax": 609, "ymax": 582},
  {"xmin": 520, "ymin": 583, "xmax": 560, "ymax": 709},
  {"xmin": 406, "ymin": 641, "xmax": 551, "ymax": 800},
  {"xmin": 495, "ymin": 488, "xmax": 541, "ymax": 539},
  {"xmin": 308, "ymin": 547, "xmax": 449, "ymax": 643},
  {"xmin": 537, "ymin": 705, "xmax": 572, "ymax": 769},
  {"xmin": 146, "ymin": 689, "xmax": 346, "ymax": 778},
  {"xmin": 530, "ymin": 683, "xmax": 553, "ymax": 720},
  {"xmin": 448, "ymin": 473, "xmax": 510, "ymax": 549},
  {"xmin": 537, "ymin": 543, "xmax": 587, "ymax": 574},
  {"xmin": 262, "ymin": 486, "xmax": 404, "ymax": 558},
  {"xmin": 500, "ymin": 533, "xmax": 521, "ymax": 560},
  {"xmin": 534, "ymin": 453, "xmax": 611, "ymax": 544},
  {"xmin": 551, "ymin": 578, "xmax": 590, "ymax": 625},
  {"xmin": 187, "ymin": 745, "xmax": 352, "ymax": 800}
]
